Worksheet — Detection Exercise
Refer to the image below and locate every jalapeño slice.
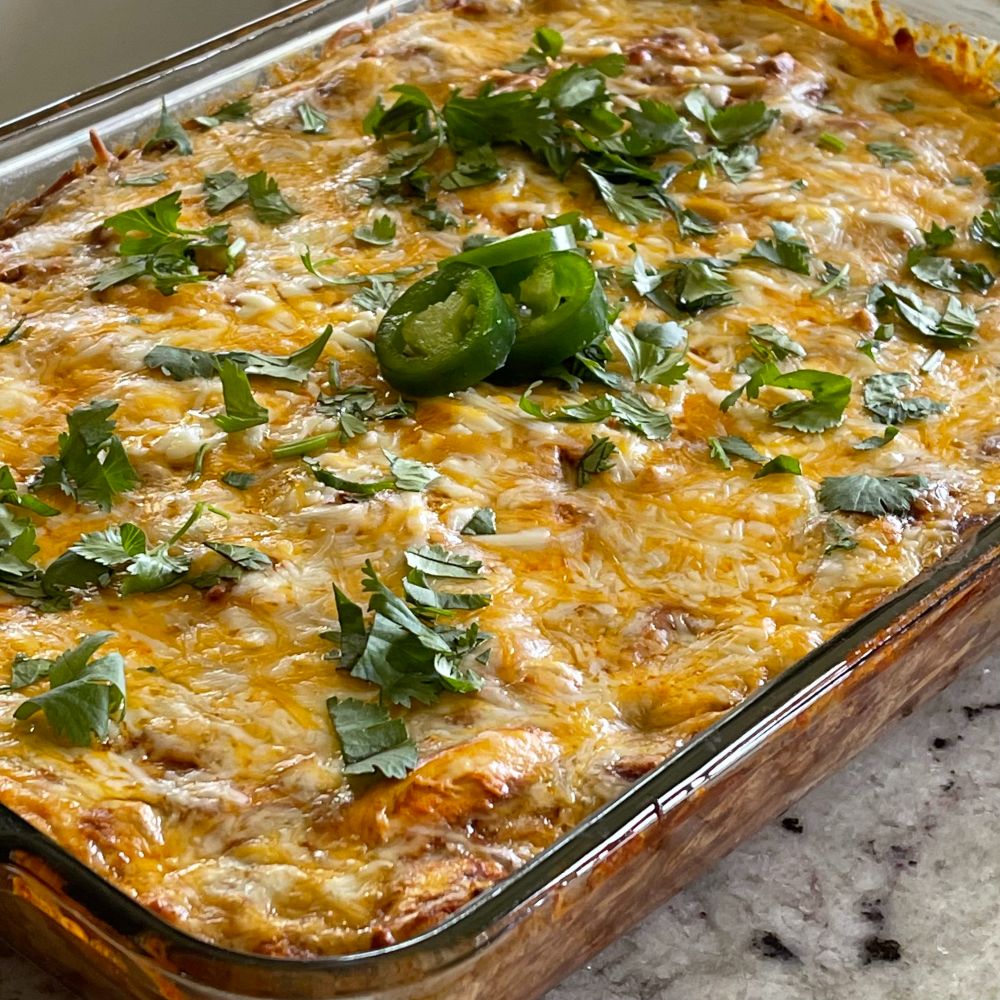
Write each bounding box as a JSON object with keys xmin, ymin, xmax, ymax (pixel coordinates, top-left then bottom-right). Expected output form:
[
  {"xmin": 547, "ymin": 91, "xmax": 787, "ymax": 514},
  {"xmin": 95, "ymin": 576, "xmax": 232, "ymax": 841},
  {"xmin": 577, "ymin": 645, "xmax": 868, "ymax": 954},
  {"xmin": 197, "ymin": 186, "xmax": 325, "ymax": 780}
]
[
  {"xmin": 449, "ymin": 225, "xmax": 576, "ymax": 269},
  {"xmin": 375, "ymin": 264, "xmax": 516, "ymax": 396},
  {"xmin": 499, "ymin": 250, "xmax": 610, "ymax": 377}
]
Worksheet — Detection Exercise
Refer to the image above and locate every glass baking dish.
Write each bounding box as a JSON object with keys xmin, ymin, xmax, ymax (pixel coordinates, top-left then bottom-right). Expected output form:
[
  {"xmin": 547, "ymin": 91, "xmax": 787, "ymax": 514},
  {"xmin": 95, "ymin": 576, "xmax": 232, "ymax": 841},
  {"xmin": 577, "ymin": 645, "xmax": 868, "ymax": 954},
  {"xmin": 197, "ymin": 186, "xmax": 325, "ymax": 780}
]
[{"xmin": 2, "ymin": 1, "xmax": 1000, "ymax": 996}]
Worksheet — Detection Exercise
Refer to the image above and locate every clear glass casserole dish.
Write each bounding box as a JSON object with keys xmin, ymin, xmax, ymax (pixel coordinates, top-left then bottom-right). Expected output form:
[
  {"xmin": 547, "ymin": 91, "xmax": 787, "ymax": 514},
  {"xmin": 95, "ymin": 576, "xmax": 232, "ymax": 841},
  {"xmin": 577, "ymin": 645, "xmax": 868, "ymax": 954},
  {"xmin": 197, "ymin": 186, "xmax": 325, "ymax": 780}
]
[{"xmin": 2, "ymin": 0, "xmax": 1000, "ymax": 996}]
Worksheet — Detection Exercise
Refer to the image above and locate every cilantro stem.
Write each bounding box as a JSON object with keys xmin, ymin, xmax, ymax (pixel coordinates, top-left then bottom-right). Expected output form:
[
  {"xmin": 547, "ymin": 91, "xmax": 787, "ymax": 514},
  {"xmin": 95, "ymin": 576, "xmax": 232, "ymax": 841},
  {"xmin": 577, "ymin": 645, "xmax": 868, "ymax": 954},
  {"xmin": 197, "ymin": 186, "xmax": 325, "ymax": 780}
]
[{"xmin": 273, "ymin": 432, "xmax": 338, "ymax": 459}]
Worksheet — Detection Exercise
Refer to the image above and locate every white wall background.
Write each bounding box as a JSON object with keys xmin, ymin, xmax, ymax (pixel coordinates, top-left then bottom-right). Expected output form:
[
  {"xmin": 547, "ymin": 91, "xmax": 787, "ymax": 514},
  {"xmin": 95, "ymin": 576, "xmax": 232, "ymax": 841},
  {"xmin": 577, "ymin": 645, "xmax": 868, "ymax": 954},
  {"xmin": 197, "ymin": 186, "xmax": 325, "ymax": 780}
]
[
  {"xmin": 0, "ymin": 0, "xmax": 293, "ymax": 126},
  {"xmin": 0, "ymin": 0, "xmax": 997, "ymax": 128}
]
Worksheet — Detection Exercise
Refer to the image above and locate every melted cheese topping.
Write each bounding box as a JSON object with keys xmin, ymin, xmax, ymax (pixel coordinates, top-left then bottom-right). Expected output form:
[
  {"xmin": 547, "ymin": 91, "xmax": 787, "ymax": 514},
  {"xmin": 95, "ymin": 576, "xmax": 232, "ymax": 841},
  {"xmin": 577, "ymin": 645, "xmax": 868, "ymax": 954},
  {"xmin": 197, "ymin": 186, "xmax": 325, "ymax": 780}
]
[{"xmin": 1, "ymin": 0, "xmax": 1000, "ymax": 957}]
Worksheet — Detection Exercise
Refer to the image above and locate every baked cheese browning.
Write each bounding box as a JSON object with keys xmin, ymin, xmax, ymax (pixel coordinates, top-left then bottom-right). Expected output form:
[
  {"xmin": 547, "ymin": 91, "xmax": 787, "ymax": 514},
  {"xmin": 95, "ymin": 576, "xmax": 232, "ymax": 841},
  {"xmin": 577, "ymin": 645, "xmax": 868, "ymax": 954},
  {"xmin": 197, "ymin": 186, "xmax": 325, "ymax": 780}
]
[{"xmin": 2, "ymin": 0, "xmax": 1000, "ymax": 955}]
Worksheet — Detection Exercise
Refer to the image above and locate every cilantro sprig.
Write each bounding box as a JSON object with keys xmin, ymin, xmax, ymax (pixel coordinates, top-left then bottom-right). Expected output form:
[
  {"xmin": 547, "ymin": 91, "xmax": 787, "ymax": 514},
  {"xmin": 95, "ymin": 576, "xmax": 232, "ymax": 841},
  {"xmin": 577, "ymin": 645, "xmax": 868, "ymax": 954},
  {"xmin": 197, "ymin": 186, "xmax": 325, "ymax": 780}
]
[
  {"xmin": 12, "ymin": 633, "xmax": 126, "ymax": 746},
  {"xmin": 93, "ymin": 191, "xmax": 245, "ymax": 294},
  {"xmin": 34, "ymin": 401, "xmax": 138, "ymax": 511}
]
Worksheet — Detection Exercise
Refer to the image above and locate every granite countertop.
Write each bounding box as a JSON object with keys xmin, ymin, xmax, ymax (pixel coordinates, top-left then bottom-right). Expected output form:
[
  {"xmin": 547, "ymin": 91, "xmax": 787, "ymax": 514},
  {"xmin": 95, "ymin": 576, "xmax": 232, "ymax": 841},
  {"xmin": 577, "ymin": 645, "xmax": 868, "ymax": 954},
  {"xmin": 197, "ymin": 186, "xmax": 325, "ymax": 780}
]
[{"xmin": 2, "ymin": 658, "xmax": 999, "ymax": 999}]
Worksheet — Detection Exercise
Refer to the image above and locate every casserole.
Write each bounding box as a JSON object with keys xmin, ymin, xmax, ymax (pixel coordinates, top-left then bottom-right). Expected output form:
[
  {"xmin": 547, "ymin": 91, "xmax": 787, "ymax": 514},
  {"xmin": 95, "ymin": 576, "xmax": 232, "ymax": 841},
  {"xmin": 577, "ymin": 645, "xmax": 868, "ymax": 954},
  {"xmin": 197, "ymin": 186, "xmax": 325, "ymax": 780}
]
[{"xmin": 3, "ymin": 0, "xmax": 1000, "ymax": 995}]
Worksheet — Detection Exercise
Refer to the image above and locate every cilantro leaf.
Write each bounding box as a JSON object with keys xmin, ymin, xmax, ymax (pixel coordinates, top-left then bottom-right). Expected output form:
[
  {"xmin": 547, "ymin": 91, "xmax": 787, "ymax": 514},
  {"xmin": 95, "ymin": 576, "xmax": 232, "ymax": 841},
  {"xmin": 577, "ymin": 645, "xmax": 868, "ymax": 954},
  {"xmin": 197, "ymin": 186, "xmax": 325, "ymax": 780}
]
[
  {"xmin": 298, "ymin": 101, "xmax": 328, "ymax": 134},
  {"xmin": 304, "ymin": 461, "xmax": 393, "ymax": 496},
  {"xmin": 684, "ymin": 91, "xmax": 778, "ymax": 145},
  {"xmin": 144, "ymin": 98, "xmax": 192, "ymax": 155},
  {"xmin": 609, "ymin": 391, "xmax": 673, "ymax": 439},
  {"xmin": 8, "ymin": 653, "xmax": 53, "ymax": 691},
  {"xmin": 704, "ymin": 99, "xmax": 778, "ymax": 145},
  {"xmin": 708, "ymin": 435, "xmax": 766, "ymax": 469},
  {"xmin": 203, "ymin": 541, "xmax": 270, "ymax": 572},
  {"xmin": 194, "ymin": 98, "xmax": 251, "ymax": 129},
  {"xmin": 0, "ymin": 466, "xmax": 59, "ymax": 516},
  {"xmin": 246, "ymin": 171, "xmax": 299, "ymax": 224},
  {"xmin": 871, "ymin": 282, "xmax": 978, "ymax": 346},
  {"xmin": 460, "ymin": 508, "xmax": 497, "ymax": 535},
  {"xmin": 818, "ymin": 474, "xmax": 928, "ymax": 516},
  {"xmin": 35, "ymin": 401, "xmax": 139, "ymax": 511},
  {"xmin": 118, "ymin": 172, "xmax": 167, "ymax": 188},
  {"xmin": 147, "ymin": 326, "xmax": 331, "ymax": 383},
  {"xmin": 582, "ymin": 165, "xmax": 667, "ymax": 224},
  {"xmin": 404, "ymin": 544, "xmax": 482, "ymax": 579},
  {"xmin": 70, "ymin": 523, "xmax": 147, "ymax": 566},
  {"xmin": 13, "ymin": 632, "xmax": 126, "ymax": 745},
  {"xmin": 811, "ymin": 261, "xmax": 850, "ymax": 298},
  {"xmin": 853, "ymin": 425, "xmax": 900, "ymax": 451},
  {"xmin": 402, "ymin": 568, "xmax": 491, "ymax": 616},
  {"xmin": 862, "ymin": 372, "xmax": 946, "ymax": 425},
  {"xmin": 576, "ymin": 434, "xmax": 617, "ymax": 486},
  {"xmin": 203, "ymin": 170, "xmax": 249, "ymax": 214},
  {"xmin": 519, "ymin": 385, "xmax": 672, "ymax": 439},
  {"xmin": 95, "ymin": 191, "xmax": 243, "ymax": 294},
  {"xmin": 221, "ymin": 471, "xmax": 254, "ymax": 490},
  {"xmin": 609, "ymin": 321, "xmax": 688, "ymax": 386},
  {"xmin": 722, "ymin": 365, "xmax": 851, "ymax": 432},
  {"xmin": 213, "ymin": 359, "xmax": 269, "ymax": 433},
  {"xmin": 824, "ymin": 518, "xmax": 857, "ymax": 554},
  {"xmin": 504, "ymin": 26, "xmax": 564, "ymax": 72},
  {"xmin": 767, "ymin": 369, "xmax": 852, "ymax": 432},
  {"xmin": 744, "ymin": 221, "xmax": 811, "ymax": 275},
  {"xmin": 737, "ymin": 323, "xmax": 805, "ymax": 371},
  {"xmin": 545, "ymin": 211, "xmax": 601, "ymax": 242},
  {"xmin": 327, "ymin": 697, "xmax": 418, "ymax": 779},
  {"xmin": 353, "ymin": 214, "xmax": 397, "ymax": 245},
  {"xmin": 754, "ymin": 454, "xmax": 802, "ymax": 478},
  {"xmin": 440, "ymin": 145, "xmax": 506, "ymax": 190},
  {"xmin": 866, "ymin": 141, "xmax": 915, "ymax": 166},
  {"xmin": 970, "ymin": 209, "xmax": 1000, "ymax": 254},
  {"xmin": 637, "ymin": 257, "xmax": 736, "ymax": 316},
  {"xmin": 386, "ymin": 452, "xmax": 439, "ymax": 492}
]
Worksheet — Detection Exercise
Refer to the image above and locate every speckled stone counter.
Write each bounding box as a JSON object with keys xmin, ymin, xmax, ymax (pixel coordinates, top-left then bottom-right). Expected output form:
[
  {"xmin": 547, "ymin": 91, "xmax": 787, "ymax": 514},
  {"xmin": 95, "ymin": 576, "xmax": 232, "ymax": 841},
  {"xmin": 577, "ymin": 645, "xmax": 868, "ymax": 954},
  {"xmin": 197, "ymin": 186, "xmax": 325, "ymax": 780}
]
[{"xmin": 3, "ymin": 657, "xmax": 999, "ymax": 1000}]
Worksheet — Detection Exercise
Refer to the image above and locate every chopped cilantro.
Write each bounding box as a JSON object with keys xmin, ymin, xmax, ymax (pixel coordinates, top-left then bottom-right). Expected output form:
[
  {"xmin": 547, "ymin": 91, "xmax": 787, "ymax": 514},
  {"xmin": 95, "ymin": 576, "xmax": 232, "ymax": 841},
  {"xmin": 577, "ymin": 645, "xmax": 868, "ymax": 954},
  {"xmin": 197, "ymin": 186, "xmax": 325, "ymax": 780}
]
[
  {"xmin": 146, "ymin": 326, "xmax": 331, "ymax": 383},
  {"xmin": 609, "ymin": 320, "xmax": 688, "ymax": 386},
  {"xmin": 754, "ymin": 455, "xmax": 802, "ymax": 478},
  {"xmin": 853, "ymin": 425, "xmax": 899, "ymax": 451},
  {"xmin": 144, "ymin": 99, "xmax": 192, "ymax": 156},
  {"xmin": 353, "ymin": 214, "xmax": 397, "ymax": 245},
  {"xmin": 327, "ymin": 697, "xmax": 418, "ymax": 779},
  {"xmin": 325, "ymin": 558, "xmax": 489, "ymax": 706},
  {"xmin": 811, "ymin": 262, "xmax": 850, "ymax": 298},
  {"xmin": 744, "ymin": 221, "xmax": 811, "ymax": 275},
  {"xmin": 0, "ymin": 317, "xmax": 30, "ymax": 347},
  {"xmin": 221, "ymin": 471, "xmax": 254, "ymax": 490},
  {"xmin": 576, "ymin": 435, "xmax": 617, "ymax": 486},
  {"xmin": 93, "ymin": 191, "xmax": 244, "ymax": 294},
  {"xmin": 34, "ymin": 401, "xmax": 139, "ymax": 511},
  {"xmin": 13, "ymin": 632, "xmax": 126, "ymax": 745},
  {"xmin": 460, "ymin": 508, "xmax": 497, "ymax": 535},
  {"xmin": 118, "ymin": 172, "xmax": 167, "ymax": 188},
  {"xmin": 504, "ymin": 26, "xmax": 564, "ymax": 72},
  {"xmin": 817, "ymin": 474, "xmax": 928, "ymax": 516},
  {"xmin": 866, "ymin": 141, "xmax": 915, "ymax": 166},
  {"xmin": 817, "ymin": 132, "xmax": 846, "ymax": 153},
  {"xmin": 194, "ymin": 98, "xmax": 251, "ymax": 129},
  {"xmin": 824, "ymin": 518, "xmax": 857, "ymax": 554},
  {"xmin": 213, "ymin": 359, "xmax": 269, "ymax": 433},
  {"xmin": 707, "ymin": 435, "xmax": 767, "ymax": 469},
  {"xmin": 862, "ymin": 372, "xmax": 946, "ymax": 425},
  {"xmin": 870, "ymin": 282, "xmax": 977, "ymax": 346},
  {"xmin": 247, "ymin": 171, "xmax": 299, "ymax": 224},
  {"xmin": 298, "ymin": 101, "xmax": 329, "ymax": 134}
]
